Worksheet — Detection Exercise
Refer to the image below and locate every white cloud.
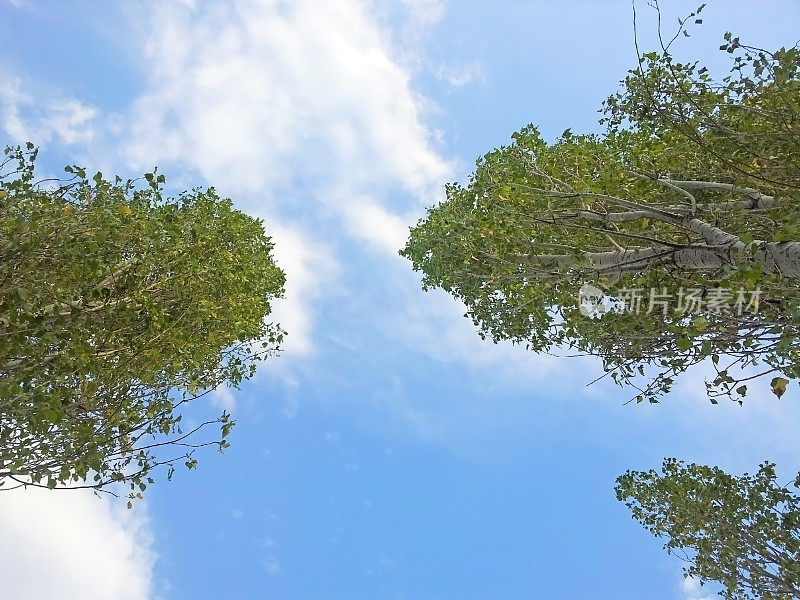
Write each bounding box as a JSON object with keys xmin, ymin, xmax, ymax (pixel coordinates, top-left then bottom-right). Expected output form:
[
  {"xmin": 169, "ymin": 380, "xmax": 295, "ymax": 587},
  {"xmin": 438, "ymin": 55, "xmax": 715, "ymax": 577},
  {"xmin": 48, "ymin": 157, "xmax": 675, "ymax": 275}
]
[
  {"xmin": 680, "ymin": 575, "xmax": 717, "ymax": 600},
  {"xmin": 267, "ymin": 223, "xmax": 341, "ymax": 357},
  {"xmin": 124, "ymin": 0, "xmax": 451, "ymax": 202},
  {"xmin": 210, "ymin": 385, "xmax": 237, "ymax": 412},
  {"xmin": 339, "ymin": 196, "xmax": 411, "ymax": 254},
  {"xmin": 46, "ymin": 100, "xmax": 99, "ymax": 145},
  {"xmin": 690, "ymin": 378, "xmax": 800, "ymax": 466},
  {"xmin": 0, "ymin": 488, "xmax": 155, "ymax": 600},
  {"xmin": 0, "ymin": 73, "xmax": 98, "ymax": 147},
  {"xmin": 281, "ymin": 395, "xmax": 300, "ymax": 419},
  {"xmin": 397, "ymin": 0, "xmax": 445, "ymax": 27},
  {"xmin": 371, "ymin": 0, "xmax": 445, "ymax": 69},
  {"xmin": 261, "ymin": 554, "xmax": 282, "ymax": 575},
  {"xmin": 433, "ymin": 61, "xmax": 486, "ymax": 88}
]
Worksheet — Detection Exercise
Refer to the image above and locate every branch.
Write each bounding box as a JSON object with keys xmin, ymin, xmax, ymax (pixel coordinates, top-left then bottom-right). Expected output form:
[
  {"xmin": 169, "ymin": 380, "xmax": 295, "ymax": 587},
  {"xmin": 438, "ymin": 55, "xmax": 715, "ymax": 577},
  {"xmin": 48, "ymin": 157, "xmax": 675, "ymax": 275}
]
[{"xmin": 661, "ymin": 180, "xmax": 775, "ymax": 209}]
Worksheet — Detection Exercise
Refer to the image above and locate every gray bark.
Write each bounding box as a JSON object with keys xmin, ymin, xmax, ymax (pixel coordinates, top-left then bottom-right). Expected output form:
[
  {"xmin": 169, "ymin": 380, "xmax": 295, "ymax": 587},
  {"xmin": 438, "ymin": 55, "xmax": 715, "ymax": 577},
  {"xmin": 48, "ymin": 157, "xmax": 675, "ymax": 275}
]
[{"xmin": 527, "ymin": 241, "xmax": 800, "ymax": 277}]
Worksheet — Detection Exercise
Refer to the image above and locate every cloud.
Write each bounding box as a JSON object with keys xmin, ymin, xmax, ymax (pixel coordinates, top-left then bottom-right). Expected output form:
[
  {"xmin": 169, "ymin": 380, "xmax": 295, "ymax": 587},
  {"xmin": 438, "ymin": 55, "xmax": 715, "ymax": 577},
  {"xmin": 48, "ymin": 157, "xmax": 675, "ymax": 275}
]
[
  {"xmin": 210, "ymin": 385, "xmax": 237, "ymax": 412},
  {"xmin": 0, "ymin": 488, "xmax": 155, "ymax": 600},
  {"xmin": 261, "ymin": 555, "xmax": 282, "ymax": 576},
  {"xmin": 267, "ymin": 223, "xmax": 341, "ymax": 357},
  {"xmin": 645, "ymin": 357, "xmax": 800, "ymax": 470},
  {"xmin": 397, "ymin": 0, "xmax": 445, "ymax": 27},
  {"xmin": 124, "ymin": 0, "xmax": 451, "ymax": 202},
  {"xmin": 339, "ymin": 196, "xmax": 411, "ymax": 254},
  {"xmin": 0, "ymin": 73, "xmax": 99, "ymax": 147},
  {"xmin": 680, "ymin": 575, "xmax": 717, "ymax": 600},
  {"xmin": 433, "ymin": 61, "xmax": 486, "ymax": 88}
]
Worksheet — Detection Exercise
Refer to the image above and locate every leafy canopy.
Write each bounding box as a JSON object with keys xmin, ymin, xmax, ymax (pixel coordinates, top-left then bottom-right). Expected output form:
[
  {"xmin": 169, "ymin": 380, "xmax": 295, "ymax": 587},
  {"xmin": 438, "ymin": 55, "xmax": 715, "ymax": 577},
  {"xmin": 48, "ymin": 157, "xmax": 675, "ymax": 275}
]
[
  {"xmin": 402, "ymin": 15, "xmax": 800, "ymax": 404},
  {"xmin": 617, "ymin": 459, "xmax": 800, "ymax": 600},
  {"xmin": 0, "ymin": 144, "xmax": 285, "ymax": 500}
]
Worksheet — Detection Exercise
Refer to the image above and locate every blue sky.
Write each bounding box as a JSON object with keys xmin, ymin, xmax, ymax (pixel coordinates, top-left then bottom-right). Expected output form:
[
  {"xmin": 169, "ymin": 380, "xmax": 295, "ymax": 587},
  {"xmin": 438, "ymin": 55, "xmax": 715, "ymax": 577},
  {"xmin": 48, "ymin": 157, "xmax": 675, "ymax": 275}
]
[{"xmin": 1, "ymin": 1, "xmax": 799, "ymax": 599}]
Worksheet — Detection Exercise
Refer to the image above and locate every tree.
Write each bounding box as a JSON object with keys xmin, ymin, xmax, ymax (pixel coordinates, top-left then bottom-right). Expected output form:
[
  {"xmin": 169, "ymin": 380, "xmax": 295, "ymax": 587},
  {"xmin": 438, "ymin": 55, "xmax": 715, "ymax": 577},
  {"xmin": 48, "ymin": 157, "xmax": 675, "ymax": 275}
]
[
  {"xmin": 401, "ymin": 13, "xmax": 800, "ymax": 404},
  {"xmin": 616, "ymin": 459, "xmax": 800, "ymax": 599},
  {"xmin": 0, "ymin": 144, "xmax": 285, "ymax": 500}
]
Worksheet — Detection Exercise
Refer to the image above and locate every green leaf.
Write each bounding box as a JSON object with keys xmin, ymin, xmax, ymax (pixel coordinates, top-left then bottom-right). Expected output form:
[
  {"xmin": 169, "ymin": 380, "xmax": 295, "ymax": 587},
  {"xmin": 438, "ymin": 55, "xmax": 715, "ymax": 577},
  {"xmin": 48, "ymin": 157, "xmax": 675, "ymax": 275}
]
[
  {"xmin": 0, "ymin": 144, "xmax": 285, "ymax": 495},
  {"xmin": 770, "ymin": 376, "xmax": 789, "ymax": 398}
]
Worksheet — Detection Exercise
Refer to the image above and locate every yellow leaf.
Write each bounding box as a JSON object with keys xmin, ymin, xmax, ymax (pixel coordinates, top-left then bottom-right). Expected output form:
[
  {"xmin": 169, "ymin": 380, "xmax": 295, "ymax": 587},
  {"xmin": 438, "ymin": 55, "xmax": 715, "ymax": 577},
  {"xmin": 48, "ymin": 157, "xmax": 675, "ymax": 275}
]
[{"xmin": 0, "ymin": 190, "xmax": 7, "ymax": 199}]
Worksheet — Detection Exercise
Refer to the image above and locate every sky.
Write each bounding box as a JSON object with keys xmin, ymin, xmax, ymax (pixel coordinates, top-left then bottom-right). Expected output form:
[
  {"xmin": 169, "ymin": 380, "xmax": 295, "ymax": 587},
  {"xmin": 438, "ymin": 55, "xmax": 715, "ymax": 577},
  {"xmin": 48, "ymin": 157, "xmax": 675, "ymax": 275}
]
[{"xmin": 0, "ymin": 1, "xmax": 799, "ymax": 599}]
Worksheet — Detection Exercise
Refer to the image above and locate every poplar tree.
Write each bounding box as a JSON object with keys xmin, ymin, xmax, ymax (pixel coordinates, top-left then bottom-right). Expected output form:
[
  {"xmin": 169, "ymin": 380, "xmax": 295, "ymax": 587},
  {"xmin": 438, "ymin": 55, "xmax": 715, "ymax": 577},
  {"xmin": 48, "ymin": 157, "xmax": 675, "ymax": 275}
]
[
  {"xmin": 403, "ymin": 21, "xmax": 800, "ymax": 403},
  {"xmin": 0, "ymin": 145, "xmax": 285, "ymax": 498}
]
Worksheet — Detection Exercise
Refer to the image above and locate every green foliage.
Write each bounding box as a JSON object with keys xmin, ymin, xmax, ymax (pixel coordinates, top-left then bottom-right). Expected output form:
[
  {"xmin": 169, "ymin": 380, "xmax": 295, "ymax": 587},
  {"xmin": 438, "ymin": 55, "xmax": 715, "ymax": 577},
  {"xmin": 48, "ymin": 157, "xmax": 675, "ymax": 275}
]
[
  {"xmin": 402, "ymin": 25, "xmax": 800, "ymax": 404},
  {"xmin": 616, "ymin": 459, "xmax": 800, "ymax": 599},
  {"xmin": 0, "ymin": 144, "xmax": 285, "ymax": 498}
]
